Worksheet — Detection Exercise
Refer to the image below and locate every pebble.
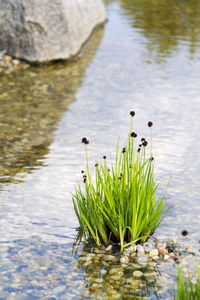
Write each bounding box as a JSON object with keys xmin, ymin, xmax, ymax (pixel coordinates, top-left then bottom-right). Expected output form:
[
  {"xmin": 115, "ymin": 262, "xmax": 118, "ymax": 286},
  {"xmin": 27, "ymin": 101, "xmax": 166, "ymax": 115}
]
[
  {"xmin": 133, "ymin": 271, "xmax": 143, "ymax": 278},
  {"xmin": 163, "ymin": 255, "xmax": 170, "ymax": 260},
  {"xmin": 136, "ymin": 255, "xmax": 148, "ymax": 266},
  {"xmin": 157, "ymin": 248, "xmax": 169, "ymax": 255},
  {"xmin": 143, "ymin": 242, "xmax": 153, "ymax": 253},
  {"xmin": 103, "ymin": 255, "xmax": 116, "ymax": 261},
  {"xmin": 120, "ymin": 256, "xmax": 129, "ymax": 264},
  {"xmin": 105, "ymin": 245, "xmax": 113, "ymax": 252},
  {"xmin": 149, "ymin": 249, "xmax": 159, "ymax": 257},
  {"xmin": 136, "ymin": 245, "xmax": 145, "ymax": 256},
  {"xmin": 186, "ymin": 247, "xmax": 195, "ymax": 253},
  {"xmin": 52, "ymin": 285, "xmax": 66, "ymax": 294},
  {"xmin": 125, "ymin": 245, "xmax": 137, "ymax": 253}
]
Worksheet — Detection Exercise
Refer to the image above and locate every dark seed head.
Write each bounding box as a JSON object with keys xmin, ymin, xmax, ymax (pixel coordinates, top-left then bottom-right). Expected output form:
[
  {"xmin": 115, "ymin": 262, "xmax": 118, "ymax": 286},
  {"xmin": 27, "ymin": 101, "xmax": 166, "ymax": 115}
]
[
  {"xmin": 82, "ymin": 137, "xmax": 89, "ymax": 145},
  {"xmin": 122, "ymin": 147, "xmax": 126, "ymax": 153},
  {"xmin": 137, "ymin": 148, "xmax": 141, "ymax": 153},
  {"xmin": 82, "ymin": 137, "xmax": 87, "ymax": 143},
  {"xmin": 150, "ymin": 157, "xmax": 154, "ymax": 161},
  {"xmin": 83, "ymin": 175, "xmax": 87, "ymax": 179},
  {"xmin": 181, "ymin": 230, "xmax": 188, "ymax": 237},
  {"xmin": 103, "ymin": 156, "xmax": 106, "ymax": 159},
  {"xmin": 83, "ymin": 178, "xmax": 86, "ymax": 183},
  {"xmin": 142, "ymin": 140, "xmax": 148, "ymax": 147},
  {"xmin": 81, "ymin": 170, "xmax": 84, "ymax": 174},
  {"xmin": 108, "ymin": 168, "xmax": 110, "ymax": 172},
  {"xmin": 148, "ymin": 121, "xmax": 153, "ymax": 127},
  {"xmin": 131, "ymin": 132, "xmax": 137, "ymax": 138},
  {"xmin": 139, "ymin": 144, "xmax": 142, "ymax": 147},
  {"xmin": 130, "ymin": 111, "xmax": 135, "ymax": 117},
  {"xmin": 95, "ymin": 163, "xmax": 98, "ymax": 167},
  {"xmin": 141, "ymin": 138, "xmax": 145, "ymax": 142}
]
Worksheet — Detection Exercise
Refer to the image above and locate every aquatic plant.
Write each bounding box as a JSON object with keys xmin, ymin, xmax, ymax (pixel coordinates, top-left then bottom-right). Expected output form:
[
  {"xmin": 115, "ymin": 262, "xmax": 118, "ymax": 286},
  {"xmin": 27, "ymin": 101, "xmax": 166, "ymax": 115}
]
[
  {"xmin": 174, "ymin": 266, "xmax": 200, "ymax": 300},
  {"xmin": 72, "ymin": 112, "xmax": 168, "ymax": 251}
]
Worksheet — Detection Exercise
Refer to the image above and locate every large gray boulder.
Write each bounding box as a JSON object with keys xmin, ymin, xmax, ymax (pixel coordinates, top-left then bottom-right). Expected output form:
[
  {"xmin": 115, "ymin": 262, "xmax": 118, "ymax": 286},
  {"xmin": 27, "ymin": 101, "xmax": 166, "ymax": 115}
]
[{"xmin": 0, "ymin": 0, "xmax": 106, "ymax": 63}]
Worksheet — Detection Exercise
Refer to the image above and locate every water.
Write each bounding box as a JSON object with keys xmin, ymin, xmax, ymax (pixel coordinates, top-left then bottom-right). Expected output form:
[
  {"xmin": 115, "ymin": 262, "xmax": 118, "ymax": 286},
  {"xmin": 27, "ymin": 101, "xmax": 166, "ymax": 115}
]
[{"xmin": 0, "ymin": 0, "xmax": 200, "ymax": 298}]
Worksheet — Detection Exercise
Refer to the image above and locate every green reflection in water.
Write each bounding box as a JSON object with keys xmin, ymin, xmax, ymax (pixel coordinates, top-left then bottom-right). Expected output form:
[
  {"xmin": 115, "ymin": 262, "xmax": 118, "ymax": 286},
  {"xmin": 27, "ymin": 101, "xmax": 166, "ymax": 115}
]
[
  {"xmin": 0, "ymin": 27, "xmax": 104, "ymax": 186},
  {"xmin": 120, "ymin": 0, "xmax": 200, "ymax": 59}
]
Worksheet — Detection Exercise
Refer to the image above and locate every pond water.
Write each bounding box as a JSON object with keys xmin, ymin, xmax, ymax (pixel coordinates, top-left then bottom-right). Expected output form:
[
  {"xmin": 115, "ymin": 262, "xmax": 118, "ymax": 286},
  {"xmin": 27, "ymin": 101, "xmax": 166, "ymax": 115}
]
[{"xmin": 0, "ymin": 0, "xmax": 200, "ymax": 299}]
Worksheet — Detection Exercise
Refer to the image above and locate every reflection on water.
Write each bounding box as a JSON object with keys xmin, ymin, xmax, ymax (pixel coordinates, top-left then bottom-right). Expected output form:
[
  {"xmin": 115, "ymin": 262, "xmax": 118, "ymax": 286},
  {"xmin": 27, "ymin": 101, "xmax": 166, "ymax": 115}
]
[
  {"xmin": 0, "ymin": 28, "xmax": 104, "ymax": 186},
  {"xmin": 120, "ymin": 0, "xmax": 200, "ymax": 60}
]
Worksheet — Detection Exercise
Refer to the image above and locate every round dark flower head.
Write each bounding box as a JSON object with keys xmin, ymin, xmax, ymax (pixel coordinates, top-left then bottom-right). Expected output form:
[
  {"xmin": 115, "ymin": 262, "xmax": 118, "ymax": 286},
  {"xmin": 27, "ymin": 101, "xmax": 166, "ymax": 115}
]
[
  {"xmin": 137, "ymin": 148, "xmax": 141, "ymax": 153},
  {"xmin": 82, "ymin": 137, "xmax": 89, "ymax": 145},
  {"xmin": 150, "ymin": 156, "xmax": 154, "ymax": 161},
  {"xmin": 148, "ymin": 121, "xmax": 153, "ymax": 127},
  {"xmin": 103, "ymin": 155, "xmax": 106, "ymax": 159},
  {"xmin": 122, "ymin": 147, "xmax": 126, "ymax": 153},
  {"xmin": 95, "ymin": 163, "xmax": 98, "ymax": 167},
  {"xmin": 82, "ymin": 137, "xmax": 87, "ymax": 143},
  {"xmin": 131, "ymin": 132, "xmax": 137, "ymax": 138},
  {"xmin": 130, "ymin": 111, "xmax": 135, "ymax": 117},
  {"xmin": 81, "ymin": 170, "xmax": 84, "ymax": 174},
  {"xmin": 142, "ymin": 140, "xmax": 148, "ymax": 147},
  {"xmin": 141, "ymin": 138, "xmax": 145, "ymax": 142},
  {"xmin": 181, "ymin": 230, "xmax": 188, "ymax": 237}
]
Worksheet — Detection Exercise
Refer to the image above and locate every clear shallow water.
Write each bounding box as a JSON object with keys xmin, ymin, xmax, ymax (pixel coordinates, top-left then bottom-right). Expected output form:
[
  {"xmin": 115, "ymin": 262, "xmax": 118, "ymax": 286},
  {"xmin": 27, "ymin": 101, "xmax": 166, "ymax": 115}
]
[{"xmin": 0, "ymin": 0, "xmax": 200, "ymax": 298}]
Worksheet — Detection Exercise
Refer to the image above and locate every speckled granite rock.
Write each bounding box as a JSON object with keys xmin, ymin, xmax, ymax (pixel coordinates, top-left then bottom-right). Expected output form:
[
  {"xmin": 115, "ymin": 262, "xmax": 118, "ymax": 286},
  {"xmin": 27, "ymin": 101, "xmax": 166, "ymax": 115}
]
[{"xmin": 0, "ymin": 0, "xmax": 106, "ymax": 63}]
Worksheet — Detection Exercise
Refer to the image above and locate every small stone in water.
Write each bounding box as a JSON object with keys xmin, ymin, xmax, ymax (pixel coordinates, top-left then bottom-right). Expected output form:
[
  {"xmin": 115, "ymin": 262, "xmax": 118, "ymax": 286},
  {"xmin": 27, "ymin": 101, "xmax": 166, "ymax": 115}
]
[
  {"xmin": 149, "ymin": 249, "xmax": 159, "ymax": 257},
  {"xmin": 52, "ymin": 285, "xmax": 66, "ymax": 295},
  {"xmin": 143, "ymin": 242, "xmax": 153, "ymax": 253},
  {"xmin": 136, "ymin": 245, "xmax": 145, "ymax": 255},
  {"xmin": 120, "ymin": 256, "xmax": 129, "ymax": 264},
  {"xmin": 126, "ymin": 245, "xmax": 137, "ymax": 253},
  {"xmin": 158, "ymin": 248, "xmax": 169, "ymax": 255},
  {"xmin": 133, "ymin": 270, "xmax": 143, "ymax": 278},
  {"xmin": 105, "ymin": 245, "xmax": 113, "ymax": 252},
  {"xmin": 136, "ymin": 255, "xmax": 148, "ymax": 266},
  {"xmin": 164, "ymin": 255, "xmax": 170, "ymax": 260}
]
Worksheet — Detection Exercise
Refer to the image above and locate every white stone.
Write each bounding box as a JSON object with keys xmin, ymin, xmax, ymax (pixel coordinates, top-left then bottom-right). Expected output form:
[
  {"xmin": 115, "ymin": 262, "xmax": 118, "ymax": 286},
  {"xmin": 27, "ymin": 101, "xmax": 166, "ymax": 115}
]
[
  {"xmin": 120, "ymin": 256, "xmax": 129, "ymax": 264},
  {"xmin": 149, "ymin": 249, "xmax": 159, "ymax": 257},
  {"xmin": 0, "ymin": 0, "xmax": 106, "ymax": 62},
  {"xmin": 133, "ymin": 270, "xmax": 143, "ymax": 278},
  {"xmin": 136, "ymin": 245, "xmax": 145, "ymax": 256},
  {"xmin": 143, "ymin": 242, "xmax": 153, "ymax": 253}
]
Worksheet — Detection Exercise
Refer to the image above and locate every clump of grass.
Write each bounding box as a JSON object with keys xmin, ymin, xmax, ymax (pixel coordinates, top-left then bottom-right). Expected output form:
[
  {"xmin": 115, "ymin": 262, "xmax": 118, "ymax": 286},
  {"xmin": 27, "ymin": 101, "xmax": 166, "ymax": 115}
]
[
  {"xmin": 72, "ymin": 111, "xmax": 168, "ymax": 251},
  {"xmin": 175, "ymin": 266, "xmax": 200, "ymax": 300}
]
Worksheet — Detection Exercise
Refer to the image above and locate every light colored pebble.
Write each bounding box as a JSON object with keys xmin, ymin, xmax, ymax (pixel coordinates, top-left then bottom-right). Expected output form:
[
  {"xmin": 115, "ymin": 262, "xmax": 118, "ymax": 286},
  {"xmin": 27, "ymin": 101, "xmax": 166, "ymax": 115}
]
[
  {"xmin": 105, "ymin": 245, "xmax": 113, "ymax": 251},
  {"xmin": 136, "ymin": 255, "xmax": 148, "ymax": 266},
  {"xmin": 133, "ymin": 270, "xmax": 143, "ymax": 278},
  {"xmin": 167, "ymin": 238, "xmax": 177, "ymax": 244},
  {"xmin": 143, "ymin": 242, "xmax": 153, "ymax": 252},
  {"xmin": 186, "ymin": 247, "xmax": 195, "ymax": 253},
  {"xmin": 164, "ymin": 255, "xmax": 170, "ymax": 260},
  {"xmin": 104, "ymin": 255, "xmax": 117, "ymax": 261},
  {"xmin": 52, "ymin": 285, "xmax": 66, "ymax": 294},
  {"xmin": 136, "ymin": 245, "xmax": 145, "ymax": 256},
  {"xmin": 152, "ymin": 255, "xmax": 159, "ymax": 261},
  {"xmin": 149, "ymin": 249, "xmax": 159, "ymax": 257},
  {"xmin": 120, "ymin": 256, "xmax": 129, "ymax": 264},
  {"xmin": 156, "ymin": 241, "xmax": 166, "ymax": 248}
]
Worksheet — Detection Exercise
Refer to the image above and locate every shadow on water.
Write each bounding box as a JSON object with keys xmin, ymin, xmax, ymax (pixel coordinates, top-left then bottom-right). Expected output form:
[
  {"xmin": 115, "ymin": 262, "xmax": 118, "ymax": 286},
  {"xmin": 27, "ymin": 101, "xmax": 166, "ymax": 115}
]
[
  {"xmin": 0, "ymin": 27, "xmax": 105, "ymax": 187},
  {"xmin": 119, "ymin": 0, "xmax": 200, "ymax": 60}
]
